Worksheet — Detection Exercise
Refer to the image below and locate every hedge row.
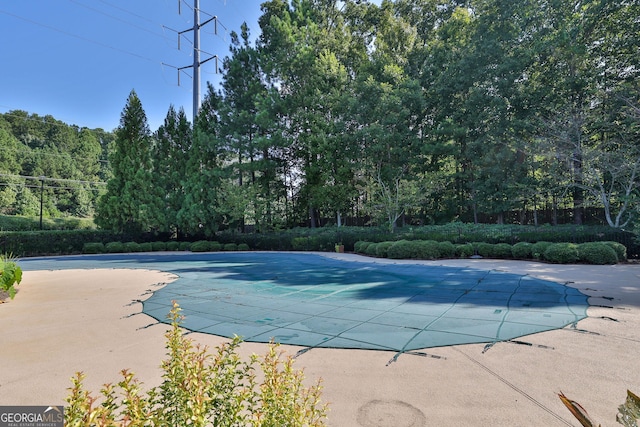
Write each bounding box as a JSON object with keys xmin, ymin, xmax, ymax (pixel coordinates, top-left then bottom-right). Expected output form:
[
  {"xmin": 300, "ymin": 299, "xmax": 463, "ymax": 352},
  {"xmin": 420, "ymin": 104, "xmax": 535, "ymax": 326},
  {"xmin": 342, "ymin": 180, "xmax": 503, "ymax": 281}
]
[
  {"xmin": 354, "ymin": 240, "xmax": 627, "ymax": 265},
  {"xmin": 82, "ymin": 241, "xmax": 251, "ymax": 254}
]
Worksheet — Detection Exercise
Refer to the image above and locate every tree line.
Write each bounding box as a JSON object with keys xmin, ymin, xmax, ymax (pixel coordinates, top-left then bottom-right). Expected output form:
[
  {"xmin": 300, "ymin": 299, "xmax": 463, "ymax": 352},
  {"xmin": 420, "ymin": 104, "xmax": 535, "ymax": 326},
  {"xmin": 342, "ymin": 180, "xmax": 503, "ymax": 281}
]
[
  {"xmin": 0, "ymin": 110, "xmax": 112, "ymax": 218},
  {"xmin": 4, "ymin": 0, "xmax": 638, "ymax": 236}
]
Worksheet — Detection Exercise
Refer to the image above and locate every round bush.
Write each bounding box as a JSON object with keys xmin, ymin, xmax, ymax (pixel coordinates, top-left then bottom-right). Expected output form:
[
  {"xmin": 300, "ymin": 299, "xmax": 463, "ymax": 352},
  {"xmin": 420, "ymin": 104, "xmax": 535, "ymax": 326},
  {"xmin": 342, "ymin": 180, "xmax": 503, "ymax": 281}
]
[
  {"xmin": 151, "ymin": 241, "xmax": 167, "ymax": 251},
  {"xmin": 365, "ymin": 243, "xmax": 379, "ymax": 256},
  {"xmin": 375, "ymin": 241, "xmax": 395, "ymax": 258},
  {"xmin": 532, "ymin": 241, "xmax": 553, "ymax": 260},
  {"xmin": 354, "ymin": 241, "xmax": 372, "ymax": 254},
  {"xmin": 105, "ymin": 241, "xmax": 124, "ymax": 253},
  {"xmin": 512, "ymin": 242, "xmax": 533, "ymax": 259},
  {"xmin": 210, "ymin": 241, "xmax": 222, "ymax": 251},
  {"xmin": 604, "ymin": 241, "xmax": 627, "ymax": 261},
  {"xmin": 437, "ymin": 241, "xmax": 456, "ymax": 258},
  {"xmin": 165, "ymin": 241, "xmax": 180, "ymax": 251},
  {"xmin": 543, "ymin": 243, "xmax": 579, "ymax": 264},
  {"xmin": 414, "ymin": 240, "xmax": 440, "ymax": 260},
  {"xmin": 455, "ymin": 243, "xmax": 474, "ymax": 258},
  {"xmin": 473, "ymin": 242, "xmax": 493, "ymax": 258},
  {"xmin": 223, "ymin": 243, "xmax": 238, "ymax": 251},
  {"xmin": 178, "ymin": 242, "xmax": 191, "ymax": 251},
  {"xmin": 138, "ymin": 242, "xmax": 153, "ymax": 252},
  {"xmin": 82, "ymin": 242, "xmax": 104, "ymax": 254},
  {"xmin": 387, "ymin": 240, "xmax": 415, "ymax": 259},
  {"xmin": 578, "ymin": 242, "xmax": 618, "ymax": 265},
  {"xmin": 492, "ymin": 243, "xmax": 513, "ymax": 259},
  {"xmin": 124, "ymin": 241, "xmax": 141, "ymax": 252},
  {"xmin": 190, "ymin": 240, "xmax": 211, "ymax": 252}
]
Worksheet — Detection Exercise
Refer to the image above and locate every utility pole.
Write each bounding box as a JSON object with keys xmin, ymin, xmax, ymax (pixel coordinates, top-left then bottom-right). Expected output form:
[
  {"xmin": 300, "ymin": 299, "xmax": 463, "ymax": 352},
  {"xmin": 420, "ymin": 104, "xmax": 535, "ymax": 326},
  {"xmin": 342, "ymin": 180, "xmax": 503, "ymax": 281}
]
[{"xmin": 166, "ymin": 1, "xmax": 221, "ymax": 123}]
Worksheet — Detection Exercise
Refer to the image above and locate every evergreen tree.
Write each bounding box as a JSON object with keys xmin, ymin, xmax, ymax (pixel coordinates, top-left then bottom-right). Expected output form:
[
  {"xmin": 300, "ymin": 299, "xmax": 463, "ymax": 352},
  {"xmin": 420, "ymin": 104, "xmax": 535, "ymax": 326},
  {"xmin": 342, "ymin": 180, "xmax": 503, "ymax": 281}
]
[
  {"xmin": 95, "ymin": 90, "xmax": 164, "ymax": 234},
  {"xmin": 177, "ymin": 84, "xmax": 224, "ymax": 237}
]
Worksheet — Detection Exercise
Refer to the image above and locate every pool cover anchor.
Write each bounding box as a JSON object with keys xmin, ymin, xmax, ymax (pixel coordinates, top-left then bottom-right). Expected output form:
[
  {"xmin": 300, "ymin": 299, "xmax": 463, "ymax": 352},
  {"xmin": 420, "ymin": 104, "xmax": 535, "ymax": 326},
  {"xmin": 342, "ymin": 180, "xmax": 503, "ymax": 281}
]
[
  {"xmin": 482, "ymin": 340, "xmax": 555, "ymax": 354},
  {"xmin": 386, "ymin": 350, "xmax": 446, "ymax": 366}
]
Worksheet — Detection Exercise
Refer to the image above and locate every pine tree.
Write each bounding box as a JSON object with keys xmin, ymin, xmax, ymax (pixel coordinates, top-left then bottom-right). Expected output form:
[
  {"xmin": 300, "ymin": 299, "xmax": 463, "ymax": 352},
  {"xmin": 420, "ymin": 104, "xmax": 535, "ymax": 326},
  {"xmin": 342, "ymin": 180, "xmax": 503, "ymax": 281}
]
[{"xmin": 95, "ymin": 90, "xmax": 164, "ymax": 234}]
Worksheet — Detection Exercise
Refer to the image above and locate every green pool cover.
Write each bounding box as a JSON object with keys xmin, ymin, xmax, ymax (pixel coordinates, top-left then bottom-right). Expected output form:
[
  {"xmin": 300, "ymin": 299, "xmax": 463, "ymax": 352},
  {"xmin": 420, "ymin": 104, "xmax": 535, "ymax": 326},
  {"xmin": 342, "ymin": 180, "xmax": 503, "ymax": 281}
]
[{"xmin": 21, "ymin": 252, "xmax": 589, "ymax": 352}]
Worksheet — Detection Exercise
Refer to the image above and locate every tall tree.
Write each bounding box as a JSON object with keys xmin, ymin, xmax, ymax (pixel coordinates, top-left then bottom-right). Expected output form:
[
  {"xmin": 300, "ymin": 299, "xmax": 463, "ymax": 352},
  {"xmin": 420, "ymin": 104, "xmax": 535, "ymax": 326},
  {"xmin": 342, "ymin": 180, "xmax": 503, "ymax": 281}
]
[
  {"xmin": 177, "ymin": 84, "xmax": 225, "ymax": 237},
  {"xmin": 95, "ymin": 90, "xmax": 164, "ymax": 234},
  {"xmin": 154, "ymin": 105, "xmax": 192, "ymax": 235}
]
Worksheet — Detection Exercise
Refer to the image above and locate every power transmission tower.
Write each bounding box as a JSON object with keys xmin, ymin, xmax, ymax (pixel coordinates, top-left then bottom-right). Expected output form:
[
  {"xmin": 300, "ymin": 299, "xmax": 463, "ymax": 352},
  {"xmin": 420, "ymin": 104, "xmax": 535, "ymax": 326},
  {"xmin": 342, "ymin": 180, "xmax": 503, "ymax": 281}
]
[{"xmin": 165, "ymin": 0, "xmax": 221, "ymax": 123}]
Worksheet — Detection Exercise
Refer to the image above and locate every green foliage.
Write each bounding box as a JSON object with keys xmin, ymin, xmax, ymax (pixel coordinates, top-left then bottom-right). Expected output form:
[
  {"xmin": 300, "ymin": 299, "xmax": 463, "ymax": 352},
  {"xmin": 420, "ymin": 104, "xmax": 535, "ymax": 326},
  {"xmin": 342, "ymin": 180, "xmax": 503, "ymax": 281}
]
[
  {"xmin": 237, "ymin": 243, "xmax": 250, "ymax": 251},
  {"xmin": 165, "ymin": 241, "xmax": 180, "ymax": 251},
  {"xmin": 138, "ymin": 242, "xmax": 152, "ymax": 252},
  {"xmin": 0, "ymin": 254, "xmax": 22, "ymax": 299},
  {"xmin": 0, "ymin": 214, "xmax": 97, "ymax": 231},
  {"xmin": 365, "ymin": 243, "xmax": 379, "ymax": 256},
  {"xmin": 178, "ymin": 241, "xmax": 191, "ymax": 251},
  {"xmin": 532, "ymin": 241, "xmax": 553, "ymax": 260},
  {"xmin": 605, "ymin": 241, "xmax": 627, "ymax": 261},
  {"xmin": 456, "ymin": 243, "xmax": 475, "ymax": 258},
  {"xmin": 387, "ymin": 240, "xmax": 416, "ymax": 259},
  {"xmin": 223, "ymin": 243, "xmax": 238, "ymax": 252},
  {"xmin": 437, "ymin": 241, "xmax": 457, "ymax": 258},
  {"xmin": 544, "ymin": 243, "xmax": 580, "ymax": 264},
  {"xmin": 353, "ymin": 241, "xmax": 371, "ymax": 253},
  {"xmin": 414, "ymin": 240, "xmax": 441, "ymax": 260},
  {"xmin": 209, "ymin": 241, "xmax": 222, "ymax": 252},
  {"xmin": 493, "ymin": 243, "xmax": 513, "ymax": 259},
  {"xmin": 82, "ymin": 242, "xmax": 104, "ymax": 254},
  {"xmin": 151, "ymin": 241, "xmax": 167, "ymax": 251},
  {"xmin": 190, "ymin": 240, "xmax": 212, "ymax": 252},
  {"xmin": 64, "ymin": 302, "xmax": 328, "ymax": 426},
  {"xmin": 512, "ymin": 242, "xmax": 533, "ymax": 259},
  {"xmin": 105, "ymin": 241, "xmax": 124, "ymax": 253},
  {"xmin": 578, "ymin": 242, "xmax": 619, "ymax": 265},
  {"xmin": 124, "ymin": 241, "xmax": 141, "ymax": 252},
  {"xmin": 473, "ymin": 242, "xmax": 493, "ymax": 258},
  {"xmin": 375, "ymin": 241, "xmax": 394, "ymax": 258},
  {"xmin": 0, "ymin": 229, "xmax": 121, "ymax": 257}
]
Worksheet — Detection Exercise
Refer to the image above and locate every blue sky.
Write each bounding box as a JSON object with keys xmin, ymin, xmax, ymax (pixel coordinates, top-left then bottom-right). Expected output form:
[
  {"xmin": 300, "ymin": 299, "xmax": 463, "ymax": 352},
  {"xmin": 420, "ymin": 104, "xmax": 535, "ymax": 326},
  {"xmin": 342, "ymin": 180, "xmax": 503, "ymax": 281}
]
[{"xmin": 0, "ymin": 0, "xmax": 268, "ymax": 132}]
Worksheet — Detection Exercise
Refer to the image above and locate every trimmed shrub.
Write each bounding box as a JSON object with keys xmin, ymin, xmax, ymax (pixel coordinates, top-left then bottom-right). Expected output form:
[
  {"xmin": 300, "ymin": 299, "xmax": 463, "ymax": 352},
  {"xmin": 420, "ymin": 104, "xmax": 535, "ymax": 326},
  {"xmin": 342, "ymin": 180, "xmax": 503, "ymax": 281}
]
[
  {"xmin": 365, "ymin": 243, "xmax": 379, "ymax": 256},
  {"xmin": 375, "ymin": 241, "xmax": 394, "ymax": 258},
  {"xmin": 544, "ymin": 243, "xmax": 579, "ymax": 264},
  {"xmin": 165, "ymin": 241, "xmax": 180, "ymax": 251},
  {"xmin": 190, "ymin": 240, "xmax": 211, "ymax": 252},
  {"xmin": 151, "ymin": 241, "xmax": 167, "ymax": 251},
  {"xmin": 124, "ymin": 241, "xmax": 141, "ymax": 252},
  {"xmin": 105, "ymin": 241, "xmax": 124, "ymax": 253},
  {"xmin": 492, "ymin": 243, "xmax": 513, "ymax": 259},
  {"xmin": 387, "ymin": 240, "xmax": 415, "ymax": 259},
  {"xmin": 292, "ymin": 237, "xmax": 309, "ymax": 251},
  {"xmin": 473, "ymin": 242, "xmax": 493, "ymax": 258},
  {"xmin": 354, "ymin": 241, "xmax": 371, "ymax": 254},
  {"xmin": 223, "ymin": 243, "xmax": 238, "ymax": 251},
  {"xmin": 578, "ymin": 242, "xmax": 618, "ymax": 265},
  {"xmin": 512, "ymin": 242, "xmax": 533, "ymax": 259},
  {"xmin": 437, "ymin": 241, "xmax": 456, "ymax": 258},
  {"xmin": 237, "ymin": 243, "xmax": 250, "ymax": 251},
  {"xmin": 604, "ymin": 241, "xmax": 627, "ymax": 261},
  {"xmin": 455, "ymin": 243, "xmax": 475, "ymax": 258},
  {"xmin": 414, "ymin": 240, "xmax": 440, "ymax": 260},
  {"xmin": 82, "ymin": 242, "xmax": 104, "ymax": 254},
  {"xmin": 209, "ymin": 241, "xmax": 222, "ymax": 252},
  {"xmin": 532, "ymin": 241, "xmax": 553, "ymax": 260},
  {"xmin": 138, "ymin": 242, "xmax": 153, "ymax": 252},
  {"xmin": 178, "ymin": 241, "xmax": 191, "ymax": 251}
]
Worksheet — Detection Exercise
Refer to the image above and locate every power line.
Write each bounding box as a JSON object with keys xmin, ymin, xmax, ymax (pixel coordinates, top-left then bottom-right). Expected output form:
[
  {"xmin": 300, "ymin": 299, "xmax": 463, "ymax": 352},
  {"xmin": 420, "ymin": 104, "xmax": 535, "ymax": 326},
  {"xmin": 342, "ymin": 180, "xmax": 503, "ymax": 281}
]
[
  {"xmin": 0, "ymin": 173, "xmax": 107, "ymax": 187},
  {"xmin": 0, "ymin": 8, "xmax": 160, "ymax": 65}
]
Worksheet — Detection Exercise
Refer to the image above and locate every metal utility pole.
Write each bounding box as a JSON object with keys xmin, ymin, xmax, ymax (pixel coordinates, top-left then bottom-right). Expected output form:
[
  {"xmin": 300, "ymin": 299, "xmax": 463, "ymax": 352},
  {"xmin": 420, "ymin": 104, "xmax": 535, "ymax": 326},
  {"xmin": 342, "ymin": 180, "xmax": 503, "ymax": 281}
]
[
  {"xmin": 167, "ymin": 1, "xmax": 221, "ymax": 123},
  {"xmin": 193, "ymin": 0, "xmax": 200, "ymax": 121}
]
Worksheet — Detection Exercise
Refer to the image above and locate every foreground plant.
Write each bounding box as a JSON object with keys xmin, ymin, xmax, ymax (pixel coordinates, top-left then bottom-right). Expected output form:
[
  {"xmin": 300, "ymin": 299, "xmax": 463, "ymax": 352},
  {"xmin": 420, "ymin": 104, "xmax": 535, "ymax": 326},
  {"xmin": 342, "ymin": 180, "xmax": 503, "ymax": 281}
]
[
  {"xmin": 559, "ymin": 389, "xmax": 640, "ymax": 427},
  {"xmin": 65, "ymin": 301, "xmax": 328, "ymax": 426},
  {"xmin": 0, "ymin": 253, "xmax": 22, "ymax": 300}
]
